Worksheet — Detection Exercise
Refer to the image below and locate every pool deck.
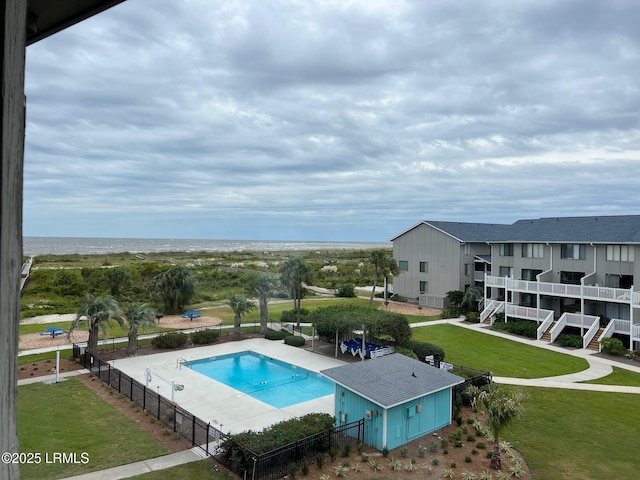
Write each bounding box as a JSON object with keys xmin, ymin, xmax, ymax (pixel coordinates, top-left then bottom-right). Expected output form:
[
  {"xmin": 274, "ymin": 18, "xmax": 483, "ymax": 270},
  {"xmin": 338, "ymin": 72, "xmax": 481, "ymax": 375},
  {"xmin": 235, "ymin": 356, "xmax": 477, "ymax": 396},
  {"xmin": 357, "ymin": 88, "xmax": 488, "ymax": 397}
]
[{"xmin": 111, "ymin": 338, "xmax": 347, "ymax": 434}]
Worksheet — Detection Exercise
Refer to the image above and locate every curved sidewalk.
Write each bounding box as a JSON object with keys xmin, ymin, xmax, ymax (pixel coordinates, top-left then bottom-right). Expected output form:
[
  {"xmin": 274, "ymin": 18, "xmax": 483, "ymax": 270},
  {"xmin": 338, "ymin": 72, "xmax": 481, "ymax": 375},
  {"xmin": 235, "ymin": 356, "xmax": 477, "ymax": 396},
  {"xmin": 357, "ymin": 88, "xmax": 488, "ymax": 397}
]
[{"xmin": 412, "ymin": 317, "xmax": 640, "ymax": 393}]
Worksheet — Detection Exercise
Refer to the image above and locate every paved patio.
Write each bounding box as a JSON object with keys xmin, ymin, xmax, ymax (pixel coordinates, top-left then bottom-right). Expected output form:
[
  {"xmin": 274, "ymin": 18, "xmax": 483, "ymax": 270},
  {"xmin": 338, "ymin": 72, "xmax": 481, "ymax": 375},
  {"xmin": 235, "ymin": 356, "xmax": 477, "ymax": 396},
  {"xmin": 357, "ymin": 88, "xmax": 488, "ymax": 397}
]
[{"xmin": 111, "ymin": 338, "xmax": 347, "ymax": 434}]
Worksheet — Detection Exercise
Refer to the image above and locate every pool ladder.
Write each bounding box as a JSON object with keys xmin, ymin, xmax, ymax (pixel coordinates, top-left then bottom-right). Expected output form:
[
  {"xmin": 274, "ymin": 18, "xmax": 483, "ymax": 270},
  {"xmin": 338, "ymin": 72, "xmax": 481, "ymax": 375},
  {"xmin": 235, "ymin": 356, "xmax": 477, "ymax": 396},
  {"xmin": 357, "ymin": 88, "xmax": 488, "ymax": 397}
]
[{"xmin": 176, "ymin": 358, "xmax": 187, "ymax": 370}]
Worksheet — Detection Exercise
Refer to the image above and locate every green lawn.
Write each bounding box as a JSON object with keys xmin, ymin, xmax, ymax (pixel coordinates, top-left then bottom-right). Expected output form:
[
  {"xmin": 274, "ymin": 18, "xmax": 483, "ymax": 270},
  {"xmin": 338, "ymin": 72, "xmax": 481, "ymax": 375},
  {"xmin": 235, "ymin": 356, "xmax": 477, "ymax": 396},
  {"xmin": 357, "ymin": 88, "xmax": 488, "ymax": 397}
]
[
  {"xmin": 509, "ymin": 387, "xmax": 640, "ymax": 479},
  {"xmin": 128, "ymin": 460, "xmax": 235, "ymax": 480},
  {"xmin": 411, "ymin": 324, "xmax": 588, "ymax": 377},
  {"xmin": 18, "ymin": 378, "xmax": 169, "ymax": 479},
  {"xmin": 581, "ymin": 366, "xmax": 640, "ymax": 387}
]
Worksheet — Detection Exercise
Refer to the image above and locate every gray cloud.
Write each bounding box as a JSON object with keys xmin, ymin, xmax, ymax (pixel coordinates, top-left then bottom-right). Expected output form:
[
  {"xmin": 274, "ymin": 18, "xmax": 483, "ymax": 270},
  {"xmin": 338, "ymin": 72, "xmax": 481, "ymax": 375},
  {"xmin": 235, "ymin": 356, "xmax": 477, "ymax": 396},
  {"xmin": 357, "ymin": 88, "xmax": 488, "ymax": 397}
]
[{"xmin": 23, "ymin": 0, "xmax": 640, "ymax": 241}]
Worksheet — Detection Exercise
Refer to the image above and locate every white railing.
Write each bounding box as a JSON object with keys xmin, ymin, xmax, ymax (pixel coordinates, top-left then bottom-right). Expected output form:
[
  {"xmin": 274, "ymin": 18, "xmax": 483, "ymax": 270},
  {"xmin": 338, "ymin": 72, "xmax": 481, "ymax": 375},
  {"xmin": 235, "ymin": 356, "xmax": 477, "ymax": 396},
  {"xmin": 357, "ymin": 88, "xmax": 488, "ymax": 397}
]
[
  {"xmin": 598, "ymin": 319, "xmax": 616, "ymax": 344},
  {"xmin": 536, "ymin": 312, "xmax": 554, "ymax": 340},
  {"xmin": 480, "ymin": 299, "xmax": 498, "ymax": 323},
  {"xmin": 478, "ymin": 297, "xmax": 485, "ymax": 311},
  {"xmin": 633, "ymin": 325, "xmax": 640, "ymax": 339},
  {"xmin": 563, "ymin": 313, "xmax": 599, "ymax": 329},
  {"xmin": 485, "ymin": 275, "xmax": 640, "ymax": 305},
  {"xmin": 491, "ymin": 302, "xmax": 505, "ymax": 326},
  {"xmin": 583, "ymin": 317, "xmax": 602, "ymax": 349},
  {"xmin": 614, "ymin": 318, "xmax": 631, "ymax": 334},
  {"xmin": 549, "ymin": 313, "xmax": 568, "ymax": 343},
  {"xmin": 474, "ymin": 271, "xmax": 486, "ymax": 282},
  {"xmin": 485, "ymin": 276, "xmax": 506, "ymax": 288},
  {"xmin": 506, "ymin": 305, "xmax": 553, "ymax": 322}
]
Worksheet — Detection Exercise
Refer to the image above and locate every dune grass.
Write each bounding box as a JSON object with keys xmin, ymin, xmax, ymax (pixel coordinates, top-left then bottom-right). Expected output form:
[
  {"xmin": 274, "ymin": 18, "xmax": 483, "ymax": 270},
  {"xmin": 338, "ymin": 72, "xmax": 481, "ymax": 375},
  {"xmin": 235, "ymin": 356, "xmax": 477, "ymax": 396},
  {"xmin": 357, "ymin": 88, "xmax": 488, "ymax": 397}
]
[
  {"xmin": 18, "ymin": 378, "xmax": 169, "ymax": 480},
  {"xmin": 509, "ymin": 387, "xmax": 640, "ymax": 480},
  {"xmin": 411, "ymin": 324, "xmax": 588, "ymax": 377}
]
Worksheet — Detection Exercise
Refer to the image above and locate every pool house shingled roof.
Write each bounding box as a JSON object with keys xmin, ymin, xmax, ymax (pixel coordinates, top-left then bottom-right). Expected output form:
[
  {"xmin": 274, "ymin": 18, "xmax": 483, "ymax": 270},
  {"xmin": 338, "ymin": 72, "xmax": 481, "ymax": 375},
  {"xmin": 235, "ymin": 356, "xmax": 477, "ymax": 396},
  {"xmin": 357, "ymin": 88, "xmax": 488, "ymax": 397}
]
[{"xmin": 320, "ymin": 354, "xmax": 464, "ymax": 409}]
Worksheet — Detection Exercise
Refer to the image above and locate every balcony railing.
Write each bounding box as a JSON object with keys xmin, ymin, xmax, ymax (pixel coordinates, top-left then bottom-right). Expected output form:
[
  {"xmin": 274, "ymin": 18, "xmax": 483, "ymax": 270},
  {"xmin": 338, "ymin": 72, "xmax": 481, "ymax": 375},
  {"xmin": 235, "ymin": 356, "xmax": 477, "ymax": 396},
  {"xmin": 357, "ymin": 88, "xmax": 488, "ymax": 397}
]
[{"xmin": 485, "ymin": 275, "xmax": 639, "ymax": 305}]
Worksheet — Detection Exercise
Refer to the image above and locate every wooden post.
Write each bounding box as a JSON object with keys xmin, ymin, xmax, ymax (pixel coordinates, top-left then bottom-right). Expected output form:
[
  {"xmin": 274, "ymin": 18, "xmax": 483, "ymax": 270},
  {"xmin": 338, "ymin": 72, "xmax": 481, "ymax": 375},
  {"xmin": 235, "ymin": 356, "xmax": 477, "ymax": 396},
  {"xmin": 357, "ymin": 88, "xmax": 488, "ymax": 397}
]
[{"xmin": 0, "ymin": 1, "xmax": 26, "ymax": 479}]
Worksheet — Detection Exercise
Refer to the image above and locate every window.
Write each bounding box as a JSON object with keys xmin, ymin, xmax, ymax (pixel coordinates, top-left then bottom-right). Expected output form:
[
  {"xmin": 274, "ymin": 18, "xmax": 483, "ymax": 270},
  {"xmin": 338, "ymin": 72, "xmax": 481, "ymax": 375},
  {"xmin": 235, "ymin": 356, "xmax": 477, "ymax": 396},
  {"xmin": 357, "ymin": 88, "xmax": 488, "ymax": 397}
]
[
  {"xmin": 560, "ymin": 271, "xmax": 584, "ymax": 285},
  {"xmin": 499, "ymin": 244, "xmax": 513, "ymax": 256},
  {"xmin": 419, "ymin": 281, "xmax": 428, "ymax": 293},
  {"xmin": 522, "ymin": 243, "xmax": 544, "ymax": 258},
  {"xmin": 399, "ymin": 260, "xmax": 409, "ymax": 271},
  {"xmin": 463, "ymin": 243, "xmax": 471, "ymax": 254},
  {"xmin": 464, "ymin": 264, "xmax": 471, "ymax": 275},
  {"xmin": 561, "ymin": 244, "xmax": 586, "ymax": 260},
  {"xmin": 419, "ymin": 261, "xmax": 428, "ymax": 273},
  {"xmin": 606, "ymin": 245, "xmax": 635, "ymax": 262},
  {"xmin": 499, "ymin": 266, "xmax": 513, "ymax": 278},
  {"xmin": 522, "ymin": 269, "xmax": 542, "ymax": 281}
]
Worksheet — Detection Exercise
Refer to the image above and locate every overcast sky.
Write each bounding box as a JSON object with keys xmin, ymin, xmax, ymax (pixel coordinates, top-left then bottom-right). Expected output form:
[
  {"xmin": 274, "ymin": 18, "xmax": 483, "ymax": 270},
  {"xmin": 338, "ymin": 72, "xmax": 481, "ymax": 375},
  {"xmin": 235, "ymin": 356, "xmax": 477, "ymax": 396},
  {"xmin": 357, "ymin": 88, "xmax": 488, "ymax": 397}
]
[{"xmin": 24, "ymin": 0, "xmax": 640, "ymax": 242}]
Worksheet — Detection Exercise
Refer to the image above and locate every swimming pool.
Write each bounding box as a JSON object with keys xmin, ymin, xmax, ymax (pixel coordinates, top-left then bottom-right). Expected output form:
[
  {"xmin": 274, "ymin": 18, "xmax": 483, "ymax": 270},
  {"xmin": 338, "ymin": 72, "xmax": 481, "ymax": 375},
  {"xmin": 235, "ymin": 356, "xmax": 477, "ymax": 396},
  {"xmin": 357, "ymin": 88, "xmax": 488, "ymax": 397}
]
[{"xmin": 185, "ymin": 351, "xmax": 334, "ymax": 408}]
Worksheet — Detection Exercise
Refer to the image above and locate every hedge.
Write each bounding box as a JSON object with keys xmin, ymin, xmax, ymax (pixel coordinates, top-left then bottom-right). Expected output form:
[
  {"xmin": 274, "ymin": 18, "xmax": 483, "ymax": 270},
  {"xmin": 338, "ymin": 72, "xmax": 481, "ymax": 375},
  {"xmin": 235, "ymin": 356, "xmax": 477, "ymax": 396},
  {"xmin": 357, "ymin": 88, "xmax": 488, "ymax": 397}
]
[
  {"xmin": 265, "ymin": 330, "xmax": 288, "ymax": 340},
  {"xmin": 151, "ymin": 332, "xmax": 188, "ymax": 349},
  {"xmin": 491, "ymin": 319, "xmax": 538, "ymax": 338},
  {"xmin": 284, "ymin": 335, "xmax": 306, "ymax": 347},
  {"xmin": 406, "ymin": 340, "xmax": 445, "ymax": 364},
  {"xmin": 191, "ymin": 329, "xmax": 220, "ymax": 345}
]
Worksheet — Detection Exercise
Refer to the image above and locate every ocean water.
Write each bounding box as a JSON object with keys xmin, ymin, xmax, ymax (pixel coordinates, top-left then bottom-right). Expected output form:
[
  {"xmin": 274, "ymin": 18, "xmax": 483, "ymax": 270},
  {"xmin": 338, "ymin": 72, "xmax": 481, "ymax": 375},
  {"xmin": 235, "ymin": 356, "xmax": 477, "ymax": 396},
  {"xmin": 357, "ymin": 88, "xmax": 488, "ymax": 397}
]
[{"xmin": 23, "ymin": 236, "xmax": 391, "ymax": 256}]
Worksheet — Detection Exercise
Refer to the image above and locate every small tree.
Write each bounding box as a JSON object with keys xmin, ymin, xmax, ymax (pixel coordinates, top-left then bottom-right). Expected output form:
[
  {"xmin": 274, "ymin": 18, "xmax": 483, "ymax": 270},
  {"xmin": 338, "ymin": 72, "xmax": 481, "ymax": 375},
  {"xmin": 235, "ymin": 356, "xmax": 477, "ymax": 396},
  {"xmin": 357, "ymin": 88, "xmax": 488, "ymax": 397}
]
[
  {"xmin": 252, "ymin": 273, "xmax": 278, "ymax": 335},
  {"xmin": 227, "ymin": 294, "xmax": 256, "ymax": 338},
  {"xmin": 461, "ymin": 286, "xmax": 483, "ymax": 312},
  {"xmin": 104, "ymin": 266, "xmax": 132, "ymax": 299},
  {"xmin": 148, "ymin": 266, "xmax": 196, "ymax": 314},
  {"xmin": 70, "ymin": 294, "xmax": 124, "ymax": 355},
  {"xmin": 124, "ymin": 302, "xmax": 156, "ymax": 356},
  {"xmin": 447, "ymin": 290, "xmax": 464, "ymax": 308},
  {"xmin": 467, "ymin": 385, "xmax": 526, "ymax": 470},
  {"xmin": 280, "ymin": 257, "xmax": 311, "ymax": 329}
]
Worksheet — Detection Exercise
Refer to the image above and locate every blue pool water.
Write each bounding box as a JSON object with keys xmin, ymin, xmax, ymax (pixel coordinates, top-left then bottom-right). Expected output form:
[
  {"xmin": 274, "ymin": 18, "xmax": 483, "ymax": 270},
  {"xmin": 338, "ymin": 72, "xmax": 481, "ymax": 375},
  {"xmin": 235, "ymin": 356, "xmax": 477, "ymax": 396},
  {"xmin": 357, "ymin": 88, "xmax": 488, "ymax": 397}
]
[{"xmin": 185, "ymin": 351, "xmax": 334, "ymax": 408}]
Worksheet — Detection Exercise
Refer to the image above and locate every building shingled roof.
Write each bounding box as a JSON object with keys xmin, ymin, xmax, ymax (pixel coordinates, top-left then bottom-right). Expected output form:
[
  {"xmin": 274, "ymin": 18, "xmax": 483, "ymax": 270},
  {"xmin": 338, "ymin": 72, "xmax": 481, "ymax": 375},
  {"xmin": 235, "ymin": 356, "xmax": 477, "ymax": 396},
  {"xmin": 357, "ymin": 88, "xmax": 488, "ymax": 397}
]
[
  {"xmin": 393, "ymin": 215, "xmax": 640, "ymax": 244},
  {"xmin": 320, "ymin": 354, "xmax": 464, "ymax": 408}
]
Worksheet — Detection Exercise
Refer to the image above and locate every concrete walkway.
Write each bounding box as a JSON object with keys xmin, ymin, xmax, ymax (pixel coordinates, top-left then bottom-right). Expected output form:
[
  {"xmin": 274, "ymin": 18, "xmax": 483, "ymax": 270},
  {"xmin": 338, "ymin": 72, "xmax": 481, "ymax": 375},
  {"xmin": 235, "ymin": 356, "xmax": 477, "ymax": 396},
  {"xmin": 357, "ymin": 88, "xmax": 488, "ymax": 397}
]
[{"xmin": 61, "ymin": 448, "xmax": 206, "ymax": 480}]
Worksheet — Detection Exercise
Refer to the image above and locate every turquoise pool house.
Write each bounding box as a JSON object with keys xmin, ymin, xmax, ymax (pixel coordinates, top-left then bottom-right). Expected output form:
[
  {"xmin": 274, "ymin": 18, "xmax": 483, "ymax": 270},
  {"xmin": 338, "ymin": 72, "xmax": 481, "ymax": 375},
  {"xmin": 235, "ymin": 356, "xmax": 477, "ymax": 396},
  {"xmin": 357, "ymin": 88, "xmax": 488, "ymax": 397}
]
[{"xmin": 321, "ymin": 354, "xmax": 464, "ymax": 450}]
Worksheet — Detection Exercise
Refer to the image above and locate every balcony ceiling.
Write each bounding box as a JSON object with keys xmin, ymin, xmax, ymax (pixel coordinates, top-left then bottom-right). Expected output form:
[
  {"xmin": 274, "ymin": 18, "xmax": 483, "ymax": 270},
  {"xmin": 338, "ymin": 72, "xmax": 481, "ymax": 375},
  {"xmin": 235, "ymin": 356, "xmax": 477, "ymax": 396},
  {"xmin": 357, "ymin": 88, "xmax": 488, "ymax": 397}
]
[{"xmin": 27, "ymin": 0, "xmax": 127, "ymax": 46}]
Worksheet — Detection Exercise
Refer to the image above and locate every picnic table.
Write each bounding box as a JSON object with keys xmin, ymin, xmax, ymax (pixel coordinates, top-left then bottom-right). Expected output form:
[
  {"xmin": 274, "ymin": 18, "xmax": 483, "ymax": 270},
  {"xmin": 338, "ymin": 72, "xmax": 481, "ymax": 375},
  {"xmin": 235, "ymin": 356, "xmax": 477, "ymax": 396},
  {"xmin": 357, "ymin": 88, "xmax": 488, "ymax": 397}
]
[
  {"xmin": 39, "ymin": 327, "xmax": 67, "ymax": 338},
  {"xmin": 181, "ymin": 311, "xmax": 202, "ymax": 321}
]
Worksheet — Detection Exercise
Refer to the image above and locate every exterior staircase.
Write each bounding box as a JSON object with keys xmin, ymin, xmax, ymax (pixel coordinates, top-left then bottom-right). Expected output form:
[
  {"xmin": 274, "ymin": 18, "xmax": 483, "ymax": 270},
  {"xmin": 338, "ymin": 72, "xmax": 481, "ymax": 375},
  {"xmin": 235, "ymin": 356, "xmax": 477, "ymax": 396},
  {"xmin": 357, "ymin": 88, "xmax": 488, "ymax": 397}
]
[
  {"xmin": 586, "ymin": 328, "xmax": 605, "ymax": 351},
  {"xmin": 540, "ymin": 321, "xmax": 557, "ymax": 342}
]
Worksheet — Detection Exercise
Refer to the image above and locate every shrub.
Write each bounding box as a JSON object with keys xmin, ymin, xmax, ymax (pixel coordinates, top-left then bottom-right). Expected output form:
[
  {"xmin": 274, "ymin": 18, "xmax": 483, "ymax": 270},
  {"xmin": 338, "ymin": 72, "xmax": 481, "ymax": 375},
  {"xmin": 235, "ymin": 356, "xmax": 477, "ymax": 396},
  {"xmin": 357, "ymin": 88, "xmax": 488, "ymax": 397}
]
[
  {"xmin": 284, "ymin": 335, "xmax": 306, "ymax": 347},
  {"xmin": 335, "ymin": 284, "xmax": 356, "ymax": 297},
  {"xmin": 341, "ymin": 445, "xmax": 351, "ymax": 457},
  {"xmin": 396, "ymin": 346, "xmax": 418, "ymax": 359},
  {"xmin": 491, "ymin": 319, "xmax": 537, "ymax": 338},
  {"xmin": 441, "ymin": 306, "xmax": 461, "ymax": 319},
  {"xmin": 151, "ymin": 332, "xmax": 187, "ymax": 349},
  {"xmin": 602, "ymin": 337, "xmax": 624, "ymax": 355},
  {"xmin": 281, "ymin": 308, "xmax": 310, "ymax": 323},
  {"xmin": 465, "ymin": 312, "xmax": 480, "ymax": 323},
  {"xmin": 301, "ymin": 459, "xmax": 309, "ymax": 476},
  {"xmin": 264, "ymin": 329, "xmax": 288, "ymax": 340},
  {"xmin": 190, "ymin": 329, "xmax": 220, "ymax": 345},
  {"xmin": 316, "ymin": 452, "xmax": 324, "ymax": 469},
  {"xmin": 406, "ymin": 340, "xmax": 445, "ymax": 364},
  {"xmin": 557, "ymin": 334, "xmax": 582, "ymax": 348}
]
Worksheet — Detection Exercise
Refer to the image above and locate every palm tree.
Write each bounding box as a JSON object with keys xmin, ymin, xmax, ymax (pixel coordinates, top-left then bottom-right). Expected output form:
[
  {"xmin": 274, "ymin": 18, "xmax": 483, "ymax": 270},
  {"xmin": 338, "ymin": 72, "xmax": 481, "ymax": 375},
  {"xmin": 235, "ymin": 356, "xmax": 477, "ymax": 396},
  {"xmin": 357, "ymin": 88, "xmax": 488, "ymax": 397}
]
[
  {"xmin": 124, "ymin": 302, "xmax": 156, "ymax": 356},
  {"xmin": 227, "ymin": 294, "xmax": 256, "ymax": 338},
  {"xmin": 468, "ymin": 385, "xmax": 526, "ymax": 470},
  {"xmin": 461, "ymin": 285, "xmax": 483, "ymax": 312},
  {"xmin": 380, "ymin": 255, "xmax": 399, "ymax": 304},
  {"xmin": 280, "ymin": 257, "xmax": 311, "ymax": 329},
  {"xmin": 252, "ymin": 273, "xmax": 278, "ymax": 335},
  {"xmin": 148, "ymin": 266, "xmax": 196, "ymax": 314},
  {"xmin": 70, "ymin": 294, "xmax": 124, "ymax": 355},
  {"xmin": 368, "ymin": 250, "xmax": 386, "ymax": 306}
]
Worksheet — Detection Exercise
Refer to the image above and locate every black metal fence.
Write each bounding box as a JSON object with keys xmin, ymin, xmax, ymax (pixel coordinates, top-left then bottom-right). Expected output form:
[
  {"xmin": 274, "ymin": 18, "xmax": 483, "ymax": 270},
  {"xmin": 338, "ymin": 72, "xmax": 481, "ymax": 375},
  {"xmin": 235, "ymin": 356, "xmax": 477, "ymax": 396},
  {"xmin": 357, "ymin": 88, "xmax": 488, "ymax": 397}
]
[
  {"xmin": 79, "ymin": 351, "xmax": 226, "ymax": 458},
  {"xmin": 76, "ymin": 348, "xmax": 365, "ymax": 480},
  {"xmin": 249, "ymin": 419, "xmax": 364, "ymax": 480}
]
